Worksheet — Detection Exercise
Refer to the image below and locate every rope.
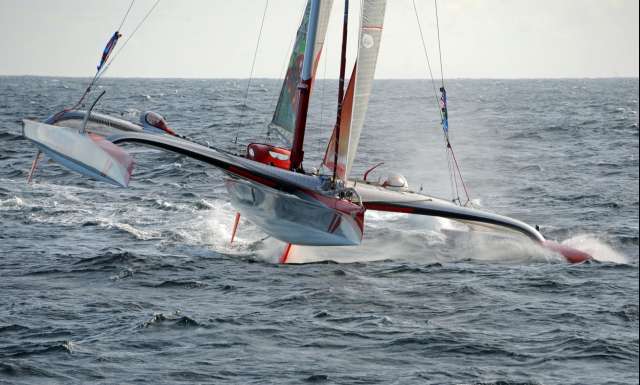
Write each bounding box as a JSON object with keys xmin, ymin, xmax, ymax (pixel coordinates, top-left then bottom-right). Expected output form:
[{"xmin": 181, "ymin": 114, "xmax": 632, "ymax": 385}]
[
  {"xmin": 434, "ymin": 0, "xmax": 472, "ymax": 205},
  {"xmin": 445, "ymin": 145, "xmax": 456, "ymax": 200},
  {"xmin": 117, "ymin": 0, "xmax": 136, "ymax": 32},
  {"xmin": 448, "ymin": 144, "xmax": 471, "ymax": 205},
  {"xmin": 412, "ymin": 0, "xmax": 452, "ymax": 196},
  {"xmin": 53, "ymin": 0, "xmax": 146, "ymax": 120},
  {"xmin": 412, "ymin": 0, "xmax": 443, "ymax": 122},
  {"xmin": 412, "ymin": 0, "xmax": 472, "ymax": 205},
  {"xmin": 236, "ymin": 0, "xmax": 270, "ymax": 145},
  {"xmin": 96, "ymin": 0, "xmax": 161, "ymax": 82},
  {"xmin": 434, "ymin": 0, "xmax": 444, "ymax": 87}
]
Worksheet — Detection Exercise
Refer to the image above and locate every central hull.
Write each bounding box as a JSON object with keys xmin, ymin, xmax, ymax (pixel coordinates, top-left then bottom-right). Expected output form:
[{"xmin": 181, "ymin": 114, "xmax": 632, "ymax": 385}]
[{"xmin": 225, "ymin": 178, "xmax": 363, "ymax": 246}]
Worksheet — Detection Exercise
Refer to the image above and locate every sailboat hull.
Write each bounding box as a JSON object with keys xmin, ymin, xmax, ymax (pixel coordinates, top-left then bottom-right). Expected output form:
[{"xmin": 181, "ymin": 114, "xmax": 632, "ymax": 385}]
[{"xmin": 225, "ymin": 178, "xmax": 363, "ymax": 246}]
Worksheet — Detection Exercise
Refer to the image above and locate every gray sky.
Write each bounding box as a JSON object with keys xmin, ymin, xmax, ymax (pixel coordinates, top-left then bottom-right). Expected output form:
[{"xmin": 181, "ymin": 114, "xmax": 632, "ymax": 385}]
[{"xmin": 0, "ymin": 0, "xmax": 638, "ymax": 79}]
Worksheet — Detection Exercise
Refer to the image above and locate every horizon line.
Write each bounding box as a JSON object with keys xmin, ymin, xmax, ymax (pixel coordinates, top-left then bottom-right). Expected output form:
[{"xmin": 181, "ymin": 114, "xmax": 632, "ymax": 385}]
[{"xmin": 1, "ymin": 74, "xmax": 639, "ymax": 81}]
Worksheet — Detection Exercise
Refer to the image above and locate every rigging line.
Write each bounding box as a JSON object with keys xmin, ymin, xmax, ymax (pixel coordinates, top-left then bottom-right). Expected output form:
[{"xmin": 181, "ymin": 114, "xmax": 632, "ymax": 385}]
[
  {"xmin": 449, "ymin": 148, "xmax": 461, "ymax": 202},
  {"xmin": 57, "ymin": 0, "xmax": 142, "ymax": 116},
  {"xmin": 446, "ymin": 146, "xmax": 456, "ymax": 201},
  {"xmin": 95, "ymin": 0, "xmax": 161, "ymax": 83},
  {"xmin": 236, "ymin": 0, "xmax": 270, "ymax": 145},
  {"xmin": 412, "ymin": 0, "xmax": 457, "ymax": 201},
  {"xmin": 118, "ymin": 0, "xmax": 136, "ymax": 32},
  {"xmin": 412, "ymin": 0, "xmax": 442, "ymax": 122},
  {"xmin": 67, "ymin": 72, "xmax": 100, "ymax": 112},
  {"xmin": 449, "ymin": 145, "xmax": 471, "ymax": 205},
  {"xmin": 434, "ymin": 0, "xmax": 444, "ymax": 87},
  {"xmin": 412, "ymin": 0, "xmax": 469, "ymax": 205},
  {"xmin": 434, "ymin": 0, "xmax": 470, "ymax": 204}
]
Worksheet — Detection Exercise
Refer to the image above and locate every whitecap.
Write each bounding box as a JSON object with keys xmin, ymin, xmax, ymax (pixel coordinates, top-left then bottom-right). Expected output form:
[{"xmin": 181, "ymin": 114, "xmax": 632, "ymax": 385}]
[{"xmin": 0, "ymin": 196, "xmax": 25, "ymax": 210}]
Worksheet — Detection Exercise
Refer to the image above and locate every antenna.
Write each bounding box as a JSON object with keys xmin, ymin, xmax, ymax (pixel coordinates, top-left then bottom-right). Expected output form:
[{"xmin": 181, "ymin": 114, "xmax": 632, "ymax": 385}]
[{"xmin": 80, "ymin": 90, "xmax": 107, "ymax": 134}]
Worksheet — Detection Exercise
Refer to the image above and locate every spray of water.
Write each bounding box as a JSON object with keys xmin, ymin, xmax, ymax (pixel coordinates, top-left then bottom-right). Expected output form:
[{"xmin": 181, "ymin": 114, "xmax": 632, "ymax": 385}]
[
  {"xmin": 25, "ymin": 179, "xmax": 625, "ymax": 266},
  {"xmin": 561, "ymin": 234, "xmax": 628, "ymax": 264},
  {"xmin": 247, "ymin": 212, "xmax": 562, "ymax": 265},
  {"xmin": 243, "ymin": 214, "xmax": 629, "ymax": 265}
]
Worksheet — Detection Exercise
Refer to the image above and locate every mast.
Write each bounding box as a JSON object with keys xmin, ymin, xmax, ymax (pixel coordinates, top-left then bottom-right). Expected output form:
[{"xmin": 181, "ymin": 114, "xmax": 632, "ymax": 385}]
[
  {"xmin": 289, "ymin": 0, "xmax": 322, "ymax": 171},
  {"xmin": 321, "ymin": 0, "xmax": 387, "ymax": 180},
  {"xmin": 332, "ymin": 0, "xmax": 349, "ymax": 183}
]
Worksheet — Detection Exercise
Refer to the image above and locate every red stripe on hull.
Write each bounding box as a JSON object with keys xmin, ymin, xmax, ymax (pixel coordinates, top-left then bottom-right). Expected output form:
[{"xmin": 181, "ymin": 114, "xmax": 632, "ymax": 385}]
[
  {"xmin": 227, "ymin": 166, "xmax": 277, "ymax": 188},
  {"xmin": 364, "ymin": 202, "xmax": 415, "ymax": 214}
]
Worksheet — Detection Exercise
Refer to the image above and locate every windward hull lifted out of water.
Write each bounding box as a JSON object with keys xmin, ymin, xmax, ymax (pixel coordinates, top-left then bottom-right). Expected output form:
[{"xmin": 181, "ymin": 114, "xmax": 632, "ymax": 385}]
[
  {"xmin": 20, "ymin": 0, "xmax": 594, "ymax": 264},
  {"xmin": 22, "ymin": 110, "xmax": 591, "ymax": 263}
]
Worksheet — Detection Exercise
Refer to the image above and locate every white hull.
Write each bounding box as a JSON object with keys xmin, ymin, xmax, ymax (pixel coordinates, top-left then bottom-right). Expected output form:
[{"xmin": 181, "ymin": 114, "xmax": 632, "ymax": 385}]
[{"xmin": 225, "ymin": 178, "xmax": 363, "ymax": 246}]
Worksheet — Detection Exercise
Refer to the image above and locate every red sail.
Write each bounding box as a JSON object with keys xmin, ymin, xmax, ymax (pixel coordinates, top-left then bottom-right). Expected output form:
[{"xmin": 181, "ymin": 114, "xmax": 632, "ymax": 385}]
[{"xmin": 322, "ymin": 64, "xmax": 356, "ymax": 180}]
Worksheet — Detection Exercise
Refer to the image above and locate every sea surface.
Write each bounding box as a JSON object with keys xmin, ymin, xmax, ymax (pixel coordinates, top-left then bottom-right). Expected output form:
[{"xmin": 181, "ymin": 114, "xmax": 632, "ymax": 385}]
[{"xmin": 0, "ymin": 76, "xmax": 638, "ymax": 384}]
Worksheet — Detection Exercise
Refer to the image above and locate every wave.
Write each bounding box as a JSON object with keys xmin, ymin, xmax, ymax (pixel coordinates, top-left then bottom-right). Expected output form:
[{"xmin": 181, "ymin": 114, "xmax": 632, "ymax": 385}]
[
  {"xmin": 5, "ymin": 340, "xmax": 74, "ymax": 358},
  {"xmin": 96, "ymin": 220, "xmax": 160, "ymax": 241},
  {"xmin": 139, "ymin": 313, "xmax": 201, "ymax": 329},
  {"xmin": 0, "ymin": 196, "xmax": 26, "ymax": 211},
  {"xmin": 0, "ymin": 324, "xmax": 30, "ymax": 333},
  {"xmin": 73, "ymin": 250, "xmax": 143, "ymax": 268},
  {"xmin": 150, "ymin": 280, "xmax": 208, "ymax": 289}
]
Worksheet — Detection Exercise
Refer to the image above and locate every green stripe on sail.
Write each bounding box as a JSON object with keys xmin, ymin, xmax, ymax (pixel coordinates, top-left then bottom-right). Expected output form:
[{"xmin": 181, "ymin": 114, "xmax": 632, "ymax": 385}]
[{"xmin": 270, "ymin": 2, "xmax": 312, "ymax": 144}]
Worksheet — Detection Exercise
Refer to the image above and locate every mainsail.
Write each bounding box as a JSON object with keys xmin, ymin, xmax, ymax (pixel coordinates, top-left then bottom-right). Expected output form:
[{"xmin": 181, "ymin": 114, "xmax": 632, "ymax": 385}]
[
  {"xmin": 323, "ymin": 0, "xmax": 386, "ymax": 180},
  {"xmin": 270, "ymin": 0, "xmax": 334, "ymax": 145}
]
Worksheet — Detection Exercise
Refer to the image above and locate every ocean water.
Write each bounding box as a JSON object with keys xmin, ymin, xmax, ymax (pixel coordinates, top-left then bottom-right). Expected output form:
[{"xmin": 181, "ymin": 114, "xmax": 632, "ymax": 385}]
[{"xmin": 0, "ymin": 76, "xmax": 638, "ymax": 384}]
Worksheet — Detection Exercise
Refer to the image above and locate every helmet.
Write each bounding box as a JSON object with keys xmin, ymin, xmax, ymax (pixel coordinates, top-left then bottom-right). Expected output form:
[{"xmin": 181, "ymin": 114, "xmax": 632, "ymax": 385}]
[{"xmin": 381, "ymin": 172, "xmax": 409, "ymax": 191}]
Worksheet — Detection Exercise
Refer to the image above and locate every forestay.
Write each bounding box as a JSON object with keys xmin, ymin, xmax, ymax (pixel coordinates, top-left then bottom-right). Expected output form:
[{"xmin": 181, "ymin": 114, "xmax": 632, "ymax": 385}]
[
  {"xmin": 269, "ymin": 0, "xmax": 334, "ymax": 145},
  {"xmin": 323, "ymin": 0, "xmax": 386, "ymax": 180}
]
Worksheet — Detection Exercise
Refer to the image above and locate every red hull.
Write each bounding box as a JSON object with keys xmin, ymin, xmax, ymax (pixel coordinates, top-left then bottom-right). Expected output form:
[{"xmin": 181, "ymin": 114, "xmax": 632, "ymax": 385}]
[{"xmin": 542, "ymin": 240, "xmax": 592, "ymax": 264}]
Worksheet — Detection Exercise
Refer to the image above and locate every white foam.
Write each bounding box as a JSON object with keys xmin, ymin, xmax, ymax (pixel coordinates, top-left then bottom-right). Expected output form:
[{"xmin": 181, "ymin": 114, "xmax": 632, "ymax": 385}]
[
  {"xmin": 23, "ymin": 178, "xmax": 628, "ymax": 266},
  {"xmin": 106, "ymin": 221, "xmax": 158, "ymax": 241},
  {"xmin": 459, "ymin": 234, "xmax": 562, "ymax": 264},
  {"xmin": 249, "ymin": 210, "xmax": 561, "ymax": 265},
  {"xmin": 561, "ymin": 234, "xmax": 628, "ymax": 264},
  {"xmin": 0, "ymin": 196, "xmax": 25, "ymax": 210},
  {"xmin": 170, "ymin": 200, "xmax": 276, "ymax": 261},
  {"xmin": 173, "ymin": 200, "xmax": 237, "ymax": 248}
]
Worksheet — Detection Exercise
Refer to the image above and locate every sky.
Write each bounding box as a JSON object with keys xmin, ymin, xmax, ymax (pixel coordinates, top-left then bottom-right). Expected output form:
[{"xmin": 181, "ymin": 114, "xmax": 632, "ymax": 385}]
[{"xmin": 0, "ymin": 0, "xmax": 638, "ymax": 79}]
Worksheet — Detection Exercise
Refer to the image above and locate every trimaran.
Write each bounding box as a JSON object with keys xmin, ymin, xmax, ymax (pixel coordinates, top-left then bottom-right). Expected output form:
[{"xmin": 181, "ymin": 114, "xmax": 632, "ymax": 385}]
[{"xmin": 21, "ymin": 0, "xmax": 592, "ymax": 264}]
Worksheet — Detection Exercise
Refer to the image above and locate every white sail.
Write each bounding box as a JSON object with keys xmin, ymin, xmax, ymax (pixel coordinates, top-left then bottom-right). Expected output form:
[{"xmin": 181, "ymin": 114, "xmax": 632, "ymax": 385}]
[
  {"xmin": 270, "ymin": 0, "xmax": 334, "ymax": 145},
  {"xmin": 322, "ymin": 0, "xmax": 386, "ymax": 180},
  {"xmin": 344, "ymin": 0, "xmax": 386, "ymax": 178}
]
